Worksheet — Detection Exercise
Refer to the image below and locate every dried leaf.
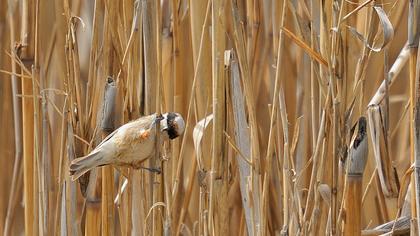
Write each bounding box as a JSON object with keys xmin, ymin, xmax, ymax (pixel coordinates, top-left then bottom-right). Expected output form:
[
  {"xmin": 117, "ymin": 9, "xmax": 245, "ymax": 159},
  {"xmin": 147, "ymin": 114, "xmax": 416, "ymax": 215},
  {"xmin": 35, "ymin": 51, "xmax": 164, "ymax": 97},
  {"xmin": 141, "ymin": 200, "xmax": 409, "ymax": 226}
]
[
  {"xmin": 193, "ymin": 114, "xmax": 214, "ymax": 170},
  {"xmin": 347, "ymin": 6, "xmax": 394, "ymax": 52},
  {"xmin": 367, "ymin": 105, "xmax": 399, "ymax": 197},
  {"xmin": 397, "ymin": 166, "xmax": 414, "ymax": 209}
]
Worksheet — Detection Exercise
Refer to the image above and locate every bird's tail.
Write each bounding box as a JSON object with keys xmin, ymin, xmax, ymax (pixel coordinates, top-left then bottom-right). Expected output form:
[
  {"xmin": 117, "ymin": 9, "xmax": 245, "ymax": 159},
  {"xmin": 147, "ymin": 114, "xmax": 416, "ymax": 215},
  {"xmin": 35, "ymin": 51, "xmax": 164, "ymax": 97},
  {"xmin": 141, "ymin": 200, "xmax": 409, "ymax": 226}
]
[{"xmin": 69, "ymin": 152, "xmax": 105, "ymax": 181}]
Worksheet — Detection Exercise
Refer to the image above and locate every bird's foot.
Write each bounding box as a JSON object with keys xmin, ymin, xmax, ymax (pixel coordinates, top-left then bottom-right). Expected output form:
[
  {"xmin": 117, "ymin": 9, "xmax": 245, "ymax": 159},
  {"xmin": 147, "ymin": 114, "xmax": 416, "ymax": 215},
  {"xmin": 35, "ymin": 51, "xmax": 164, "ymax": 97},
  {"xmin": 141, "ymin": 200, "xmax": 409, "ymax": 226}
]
[{"xmin": 141, "ymin": 166, "xmax": 161, "ymax": 174}]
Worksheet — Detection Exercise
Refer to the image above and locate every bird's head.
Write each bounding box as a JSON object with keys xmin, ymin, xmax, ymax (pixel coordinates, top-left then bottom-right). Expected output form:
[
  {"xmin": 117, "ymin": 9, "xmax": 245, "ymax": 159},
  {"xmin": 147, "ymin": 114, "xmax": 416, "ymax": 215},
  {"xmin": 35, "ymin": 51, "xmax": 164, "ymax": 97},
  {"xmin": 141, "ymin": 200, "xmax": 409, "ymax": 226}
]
[{"xmin": 159, "ymin": 112, "xmax": 185, "ymax": 139}]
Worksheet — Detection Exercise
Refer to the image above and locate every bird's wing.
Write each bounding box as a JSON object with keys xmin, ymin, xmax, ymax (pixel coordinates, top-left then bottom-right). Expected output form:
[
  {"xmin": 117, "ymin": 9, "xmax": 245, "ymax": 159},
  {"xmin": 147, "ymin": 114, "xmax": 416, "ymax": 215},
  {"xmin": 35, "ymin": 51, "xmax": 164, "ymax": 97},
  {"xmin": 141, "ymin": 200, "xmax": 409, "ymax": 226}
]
[
  {"xmin": 93, "ymin": 128, "xmax": 119, "ymax": 151},
  {"xmin": 93, "ymin": 113, "xmax": 158, "ymax": 151}
]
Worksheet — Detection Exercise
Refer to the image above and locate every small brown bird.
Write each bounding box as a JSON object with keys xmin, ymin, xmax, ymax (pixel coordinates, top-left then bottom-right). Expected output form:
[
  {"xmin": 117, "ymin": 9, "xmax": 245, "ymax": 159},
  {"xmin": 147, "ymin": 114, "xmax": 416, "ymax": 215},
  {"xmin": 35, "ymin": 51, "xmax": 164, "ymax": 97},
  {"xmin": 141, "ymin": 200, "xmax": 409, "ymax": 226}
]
[{"xmin": 69, "ymin": 112, "xmax": 185, "ymax": 180}]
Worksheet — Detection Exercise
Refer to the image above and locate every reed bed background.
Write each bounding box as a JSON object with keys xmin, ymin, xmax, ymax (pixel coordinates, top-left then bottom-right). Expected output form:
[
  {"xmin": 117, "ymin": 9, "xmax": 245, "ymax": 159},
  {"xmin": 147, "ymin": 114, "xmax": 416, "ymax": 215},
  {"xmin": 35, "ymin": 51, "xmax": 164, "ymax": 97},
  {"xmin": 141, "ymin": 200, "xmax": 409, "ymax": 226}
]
[{"xmin": 0, "ymin": 0, "xmax": 419, "ymax": 235}]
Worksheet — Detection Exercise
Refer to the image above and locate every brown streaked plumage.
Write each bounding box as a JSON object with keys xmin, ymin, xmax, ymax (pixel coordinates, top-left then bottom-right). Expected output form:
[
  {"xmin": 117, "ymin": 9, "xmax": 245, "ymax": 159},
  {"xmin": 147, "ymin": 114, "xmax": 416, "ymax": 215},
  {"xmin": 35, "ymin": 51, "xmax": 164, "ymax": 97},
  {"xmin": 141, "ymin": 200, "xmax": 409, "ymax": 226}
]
[{"xmin": 69, "ymin": 112, "xmax": 185, "ymax": 180}]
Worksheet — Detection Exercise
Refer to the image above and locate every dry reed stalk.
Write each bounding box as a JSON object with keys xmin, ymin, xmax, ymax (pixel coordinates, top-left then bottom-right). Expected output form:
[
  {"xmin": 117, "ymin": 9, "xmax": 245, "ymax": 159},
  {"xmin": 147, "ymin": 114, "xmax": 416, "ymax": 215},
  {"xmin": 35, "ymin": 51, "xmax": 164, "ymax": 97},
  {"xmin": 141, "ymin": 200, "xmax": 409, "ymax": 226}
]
[
  {"xmin": 342, "ymin": 117, "xmax": 368, "ymax": 236},
  {"xmin": 19, "ymin": 0, "xmax": 37, "ymax": 234},
  {"xmin": 309, "ymin": 129, "xmax": 330, "ymax": 235},
  {"xmin": 65, "ymin": 122, "xmax": 79, "ymax": 235},
  {"xmin": 361, "ymin": 216, "xmax": 410, "ymax": 235},
  {"xmin": 328, "ymin": 1, "xmax": 350, "ymax": 234},
  {"xmin": 368, "ymin": 43, "xmax": 410, "ymax": 106},
  {"xmin": 171, "ymin": 4, "xmax": 211, "ymax": 235},
  {"xmin": 409, "ymin": 0, "xmax": 420, "ymax": 231},
  {"xmin": 245, "ymin": 0, "xmax": 257, "ymax": 67},
  {"xmin": 305, "ymin": 107, "xmax": 328, "ymax": 231},
  {"xmin": 317, "ymin": 3, "xmax": 334, "ymax": 234},
  {"xmin": 53, "ymin": 95, "xmax": 68, "ymax": 234},
  {"xmin": 208, "ymin": 1, "xmax": 227, "ymax": 235},
  {"xmin": 414, "ymin": 37, "xmax": 420, "ymax": 236},
  {"xmin": 310, "ymin": 0, "xmax": 320, "ymax": 152},
  {"xmin": 3, "ymin": 1, "xmax": 23, "ymax": 235},
  {"xmin": 86, "ymin": 0, "xmax": 103, "ymax": 121},
  {"xmin": 67, "ymin": 1, "xmax": 102, "ymax": 233},
  {"xmin": 141, "ymin": 0, "xmax": 162, "ymax": 234},
  {"xmin": 175, "ymin": 149, "xmax": 197, "ymax": 235},
  {"xmin": 155, "ymin": 2, "xmax": 165, "ymax": 234},
  {"xmin": 163, "ymin": 1, "xmax": 178, "ymax": 233},
  {"xmin": 279, "ymin": 88, "xmax": 295, "ymax": 235},
  {"xmin": 129, "ymin": 1, "xmax": 146, "ymax": 234},
  {"xmin": 189, "ymin": 0, "xmax": 211, "ymax": 117},
  {"xmin": 142, "ymin": 0, "xmax": 158, "ymax": 116},
  {"xmin": 263, "ymin": 1, "xmax": 287, "ymax": 234},
  {"xmin": 101, "ymin": 77, "xmax": 117, "ymax": 235},
  {"xmin": 230, "ymin": 55, "xmax": 255, "ymax": 235},
  {"xmin": 231, "ymin": 1, "xmax": 262, "ymax": 233},
  {"xmin": 34, "ymin": 1, "xmax": 50, "ymax": 234}
]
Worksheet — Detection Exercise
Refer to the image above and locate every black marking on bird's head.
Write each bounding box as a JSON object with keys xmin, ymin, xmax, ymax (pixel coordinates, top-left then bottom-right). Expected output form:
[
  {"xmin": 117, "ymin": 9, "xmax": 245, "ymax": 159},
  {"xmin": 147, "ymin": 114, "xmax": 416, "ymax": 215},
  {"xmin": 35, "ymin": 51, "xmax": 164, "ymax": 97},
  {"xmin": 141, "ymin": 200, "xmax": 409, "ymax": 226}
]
[
  {"xmin": 162, "ymin": 112, "xmax": 185, "ymax": 140},
  {"xmin": 353, "ymin": 116, "xmax": 367, "ymax": 149}
]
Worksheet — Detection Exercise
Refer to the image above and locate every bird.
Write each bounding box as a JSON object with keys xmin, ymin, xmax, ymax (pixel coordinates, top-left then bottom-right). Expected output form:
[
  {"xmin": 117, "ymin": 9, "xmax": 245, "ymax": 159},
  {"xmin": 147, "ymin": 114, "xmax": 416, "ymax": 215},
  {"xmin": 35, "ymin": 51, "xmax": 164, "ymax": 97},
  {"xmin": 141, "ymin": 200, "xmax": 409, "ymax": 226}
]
[{"xmin": 69, "ymin": 112, "xmax": 185, "ymax": 181}]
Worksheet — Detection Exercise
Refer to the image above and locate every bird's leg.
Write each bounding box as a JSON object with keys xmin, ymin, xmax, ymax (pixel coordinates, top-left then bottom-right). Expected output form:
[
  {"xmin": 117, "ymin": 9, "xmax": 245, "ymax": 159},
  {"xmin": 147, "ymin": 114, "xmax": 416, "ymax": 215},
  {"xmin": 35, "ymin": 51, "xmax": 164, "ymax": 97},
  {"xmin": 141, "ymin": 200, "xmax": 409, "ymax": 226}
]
[
  {"xmin": 131, "ymin": 161, "xmax": 162, "ymax": 174},
  {"xmin": 114, "ymin": 166, "xmax": 130, "ymax": 179}
]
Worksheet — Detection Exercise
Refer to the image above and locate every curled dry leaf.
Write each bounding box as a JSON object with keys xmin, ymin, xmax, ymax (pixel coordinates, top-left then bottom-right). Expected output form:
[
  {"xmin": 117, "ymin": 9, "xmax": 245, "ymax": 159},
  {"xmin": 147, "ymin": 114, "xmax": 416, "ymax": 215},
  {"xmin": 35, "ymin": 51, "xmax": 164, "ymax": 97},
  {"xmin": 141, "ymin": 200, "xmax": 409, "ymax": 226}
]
[
  {"xmin": 193, "ymin": 114, "xmax": 214, "ymax": 170},
  {"xmin": 397, "ymin": 166, "xmax": 414, "ymax": 210},
  {"xmin": 347, "ymin": 6, "xmax": 394, "ymax": 52}
]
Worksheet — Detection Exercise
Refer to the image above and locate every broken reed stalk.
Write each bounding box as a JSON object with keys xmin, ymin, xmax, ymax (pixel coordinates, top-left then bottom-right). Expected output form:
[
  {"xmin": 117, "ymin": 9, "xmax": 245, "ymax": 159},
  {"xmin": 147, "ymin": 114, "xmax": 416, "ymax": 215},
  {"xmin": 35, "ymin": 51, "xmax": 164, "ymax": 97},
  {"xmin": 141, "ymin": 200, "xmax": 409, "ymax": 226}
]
[
  {"xmin": 343, "ymin": 117, "xmax": 368, "ymax": 236},
  {"xmin": 368, "ymin": 43, "xmax": 410, "ymax": 106},
  {"xmin": 101, "ymin": 77, "xmax": 116, "ymax": 236}
]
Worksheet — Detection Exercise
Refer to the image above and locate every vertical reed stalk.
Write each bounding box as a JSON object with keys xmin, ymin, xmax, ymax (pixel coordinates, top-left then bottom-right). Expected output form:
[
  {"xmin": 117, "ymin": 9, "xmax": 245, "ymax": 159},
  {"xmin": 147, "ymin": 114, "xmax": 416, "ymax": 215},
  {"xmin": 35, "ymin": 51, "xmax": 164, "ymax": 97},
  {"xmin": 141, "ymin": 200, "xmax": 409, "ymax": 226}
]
[
  {"xmin": 101, "ymin": 77, "xmax": 117, "ymax": 235},
  {"xmin": 342, "ymin": 117, "xmax": 368, "ymax": 236},
  {"xmin": 409, "ymin": 0, "xmax": 420, "ymax": 231},
  {"xmin": 20, "ymin": 0, "xmax": 37, "ymax": 234},
  {"xmin": 3, "ymin": 1, "xmax": 23, "ymax": 234},
  {"xmin": 208, "ymin": 0, "xmax": 227, "ymax": 234}
]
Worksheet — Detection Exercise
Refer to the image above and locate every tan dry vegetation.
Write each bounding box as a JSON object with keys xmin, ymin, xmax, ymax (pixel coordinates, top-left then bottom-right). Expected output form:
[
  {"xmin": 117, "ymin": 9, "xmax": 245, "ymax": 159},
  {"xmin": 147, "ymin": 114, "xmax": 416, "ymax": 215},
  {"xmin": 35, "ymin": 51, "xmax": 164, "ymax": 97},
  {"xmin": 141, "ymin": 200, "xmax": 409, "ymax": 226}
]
[{"xmin": 0, "ymin": 0, "xmax": 419, "ymax": 235}]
